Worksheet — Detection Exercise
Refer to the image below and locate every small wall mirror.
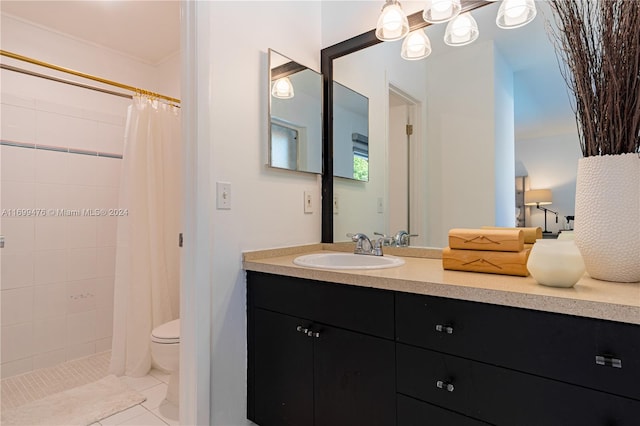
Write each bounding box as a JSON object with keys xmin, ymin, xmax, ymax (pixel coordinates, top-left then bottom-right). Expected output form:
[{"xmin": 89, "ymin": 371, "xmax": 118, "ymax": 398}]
[
  {"xmin": 333, "ymin": 81, "xmax": 369, "ymax": 181},
  {"xmin": 268, "ymin": 49, "xmax": 322, "ymax": 174}
]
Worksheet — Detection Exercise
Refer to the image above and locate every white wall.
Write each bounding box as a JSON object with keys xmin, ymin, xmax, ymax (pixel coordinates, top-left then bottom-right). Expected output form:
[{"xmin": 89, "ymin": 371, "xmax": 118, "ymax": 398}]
[
  {"xmin": 493, "ymin": 47, "xmax": 516, "ymax": 228},
  {"xmin": 425, "ymin": 41, "xmax": 511, "ymax": 247},
  {"xmin": 203, "ymin": 2, "xmax": 322, "ymax": 425},
  {"xmin": 0, "ymin": 13, "xmax": 179, "ymax": 378}
]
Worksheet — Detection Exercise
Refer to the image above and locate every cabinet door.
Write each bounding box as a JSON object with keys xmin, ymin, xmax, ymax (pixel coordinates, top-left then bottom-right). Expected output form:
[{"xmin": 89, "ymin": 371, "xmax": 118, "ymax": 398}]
[
  {"xmin": 314, "ymin": 324, "xmax": 396, "ymax": 426},
  {"xmin": 397, "ymin": 394, "xmax": 491, "ymax": 426},
  {"xmin": 253, "ymin": 308, "xmax": 314, "ymax": 426}
]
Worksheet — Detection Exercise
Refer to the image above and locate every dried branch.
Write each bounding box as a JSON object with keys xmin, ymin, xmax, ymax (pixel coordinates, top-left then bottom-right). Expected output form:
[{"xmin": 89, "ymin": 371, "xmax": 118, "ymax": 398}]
[{"xmin": 547, "ymin": 0, "xmax": 640, "ymax": 156}]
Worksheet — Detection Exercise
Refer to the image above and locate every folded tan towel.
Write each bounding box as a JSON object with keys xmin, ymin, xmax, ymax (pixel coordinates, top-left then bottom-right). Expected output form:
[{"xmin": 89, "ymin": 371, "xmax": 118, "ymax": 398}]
[
  {"xmin": 442, "ymin": 247, "xmax": 531, "ymax": 277},
  {"xmin": 448, "ymin": 228, "xmax": 524, "ymax": 252},
  {"xmin": 481, "ymin": 226, "xmax": 542, "ymax": 244}
]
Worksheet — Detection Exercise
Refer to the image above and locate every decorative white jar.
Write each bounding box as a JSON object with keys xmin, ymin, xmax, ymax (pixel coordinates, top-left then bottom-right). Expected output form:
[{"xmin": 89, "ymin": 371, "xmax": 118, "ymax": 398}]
[{"xmin": 527, "ymin": 240, "xmax": 586, "ymax": 288}]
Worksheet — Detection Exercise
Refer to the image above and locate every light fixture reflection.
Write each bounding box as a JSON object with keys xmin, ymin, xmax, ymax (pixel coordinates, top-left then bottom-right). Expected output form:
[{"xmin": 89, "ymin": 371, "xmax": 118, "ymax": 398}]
[
  {"xmin": 423, "ymin": 0, "xmax": 461, "ymax": 24},
  {"xmin": 271, "ymin": 77, "xmax": 294, "ymax": 99},
  {"xmin": 496, "ymin": 0, "xmax": 537, "ymax": 29},
  {"xmin": 401, "ymin": 29, "xmax": 432, "ymax": 60},
  {"xmin": 444, "ymin": 12, "xmax": 479, "ymax": 46},
  {"xmin": 375, "ymin": 0, "xmax": 410, "ymax": 41}
]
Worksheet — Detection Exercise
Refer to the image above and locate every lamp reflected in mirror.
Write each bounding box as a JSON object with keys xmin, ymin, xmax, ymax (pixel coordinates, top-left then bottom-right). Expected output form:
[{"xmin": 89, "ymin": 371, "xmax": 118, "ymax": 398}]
[
  {"xmin": 525, "ymin": 189, "xmax": 558, "ymax": 234},
  {"xmin": 271, "ymin": 77, "xmax": 294, "ymax": 99}
]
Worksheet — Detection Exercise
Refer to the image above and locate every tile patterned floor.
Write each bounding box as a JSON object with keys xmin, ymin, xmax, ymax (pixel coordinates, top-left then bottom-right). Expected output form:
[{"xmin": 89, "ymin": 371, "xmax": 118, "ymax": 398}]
[
  {"xmin": 91, "ymin": 368, "xmax": 179, "ymax": 426},
  {"xmin": 1, "ymin": 352, "xmax": 178, "ymax": 426}
]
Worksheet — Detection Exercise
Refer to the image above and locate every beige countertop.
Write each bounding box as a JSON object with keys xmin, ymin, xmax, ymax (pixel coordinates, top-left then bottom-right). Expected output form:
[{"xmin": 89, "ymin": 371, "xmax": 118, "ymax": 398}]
[{"xmin": 243, "ymin": 244, "xmax": 640, "ymax": 325}]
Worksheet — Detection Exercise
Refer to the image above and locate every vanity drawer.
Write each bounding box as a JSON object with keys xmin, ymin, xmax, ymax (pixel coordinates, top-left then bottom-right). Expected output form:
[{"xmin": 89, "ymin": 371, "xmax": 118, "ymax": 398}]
[
  {"xmin": 247, "ymin": 271, "xmax": 394, "ymax": 339},
  {"xmin": 395, "ymin": 291, "xmax": 640, "ymax": 400},
  {"xmin": 397, "ymin": 343, "xmax": 640, "ymax": 426},
  {"xmin": 397, "ymin": 394, "xmax": 490, "ymax": 426}
]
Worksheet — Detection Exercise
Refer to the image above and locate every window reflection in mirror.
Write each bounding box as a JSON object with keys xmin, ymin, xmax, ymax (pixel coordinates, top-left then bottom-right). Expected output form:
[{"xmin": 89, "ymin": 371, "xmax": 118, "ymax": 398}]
[
  {"xmin": 268, "ymin": 49, "xmax": 322, "ymax": 174},
  {"xmin": 333, "ymin": 81, "xmax": 369, "ymax": 181}
]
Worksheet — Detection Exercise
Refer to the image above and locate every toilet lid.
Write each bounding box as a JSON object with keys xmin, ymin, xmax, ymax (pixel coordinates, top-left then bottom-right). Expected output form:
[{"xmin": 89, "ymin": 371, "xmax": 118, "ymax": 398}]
[{"xmin": 151, "ymin": 319, "xmax": 180, "ymax": 344}]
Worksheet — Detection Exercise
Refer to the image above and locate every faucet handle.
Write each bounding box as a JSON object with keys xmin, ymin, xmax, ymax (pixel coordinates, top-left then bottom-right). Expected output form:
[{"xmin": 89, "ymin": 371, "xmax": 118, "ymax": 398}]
[
  {"xmin": 394, "ymin": 230, "xmax": 418, "ymax": 247},
  {"xmin": 375, "ymin": 232, "xmax": 395, "ymax": 246},
  {"xmin": 348, "ymin": 233, "xmax": 373, "ymax": 254}
]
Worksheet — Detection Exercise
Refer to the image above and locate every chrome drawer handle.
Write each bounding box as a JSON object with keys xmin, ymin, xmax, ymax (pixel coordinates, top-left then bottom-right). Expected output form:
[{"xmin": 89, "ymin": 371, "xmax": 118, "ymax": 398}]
[
  {"xmin": 436, "ymin": 380, "xmax": 455, "ymax": 392},
  {"xmin": 435, "ymin": 324, "xmax": 454, "ymax": 334},
  {"xmin": 296, "ymin": 325, "xmax": 309, "ymax": 334},
  {"xmin": 595, "ymin": 355, "xmax": 622, "ymax": 369},
  {"xmin": 307, "ymin": 330, "xmax": 321, "ymax": 338}
]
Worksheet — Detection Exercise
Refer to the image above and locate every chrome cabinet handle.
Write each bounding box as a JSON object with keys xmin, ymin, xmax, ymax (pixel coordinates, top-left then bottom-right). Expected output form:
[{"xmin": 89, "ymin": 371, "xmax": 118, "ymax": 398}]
[
  {"xmin": 296, "ymin": 325, "xmax": 309, "ymax": 334},
  {"xmin": 595, "ymin": 355, "xmax": 622, "ymax": 369},
  {"xmin": 436, "ymin": 380, "xmax": 455, "ymax": 392},
  {"xmin": 435, "ymin": 324, "xmax": 454, "ymax": 334},
  {"xmin": 307, "ymin": 330, "xmax": 321, "ymax": 338}
]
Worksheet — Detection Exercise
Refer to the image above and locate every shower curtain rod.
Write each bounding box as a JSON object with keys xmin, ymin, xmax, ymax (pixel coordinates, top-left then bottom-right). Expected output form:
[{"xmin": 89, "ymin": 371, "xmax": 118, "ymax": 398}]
[{"xmin": 0, "ymin": 50, "xmax": 181, "ymax": 105}]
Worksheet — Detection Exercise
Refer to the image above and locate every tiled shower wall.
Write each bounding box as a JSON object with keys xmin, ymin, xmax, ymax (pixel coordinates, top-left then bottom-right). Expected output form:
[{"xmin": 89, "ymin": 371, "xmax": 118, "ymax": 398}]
[{"xmin": 0, "ymin": 88, "xmax": 130, "ymax": 378}]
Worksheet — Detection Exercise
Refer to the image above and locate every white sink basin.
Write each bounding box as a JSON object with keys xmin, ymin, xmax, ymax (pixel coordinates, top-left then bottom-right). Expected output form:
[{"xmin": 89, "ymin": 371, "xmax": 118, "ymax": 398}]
[{"xmin": 293, "ymin": 252, "xmax": 405, "ymax": 270}]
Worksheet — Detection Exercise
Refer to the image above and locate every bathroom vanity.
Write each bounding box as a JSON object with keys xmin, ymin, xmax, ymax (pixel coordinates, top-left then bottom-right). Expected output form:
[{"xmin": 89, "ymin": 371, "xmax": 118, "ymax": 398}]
[{"xmin": 244, "ymin": 245, "xmax": 640, "ymax": 426}]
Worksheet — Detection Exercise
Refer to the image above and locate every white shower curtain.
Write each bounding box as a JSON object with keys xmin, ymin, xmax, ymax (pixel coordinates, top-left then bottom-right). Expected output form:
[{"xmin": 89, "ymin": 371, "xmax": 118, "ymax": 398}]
[{"xmin": 110, "ymin": 95, "xmax": 181, "ymax": 377}]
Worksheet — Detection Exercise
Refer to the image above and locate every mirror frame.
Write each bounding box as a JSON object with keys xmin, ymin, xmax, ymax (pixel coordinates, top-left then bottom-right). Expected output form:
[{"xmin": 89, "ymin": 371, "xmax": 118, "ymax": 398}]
[{"xmin": 320, "ymin": 0, "xmax": 492, "ymax": 243}]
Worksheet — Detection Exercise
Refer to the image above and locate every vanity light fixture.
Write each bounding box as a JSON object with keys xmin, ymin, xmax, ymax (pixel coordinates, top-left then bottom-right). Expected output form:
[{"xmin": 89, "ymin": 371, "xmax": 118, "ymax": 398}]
[
  {"xmin": 375, "ymin": 0, "xmax": 410, "ymax": 41},
  {"xmin": 524, "ymin": 189, "xmax": 559, "ymax": 234},
  {"xmin": 271, "ymin": 77, "xmax": 294, "ymax": 99},
  {"xmin": 496, "ymin": 0, "xmax": 537, "ymax": 29},
  {"xmin": 423, "ymin": 0, "xmax": 461, "ymax": 24},
  {"xmin": 401, "ymin": 29, "xmax": 432, "ymax": 60},
  {"xmin": 444, "ymin": 12, "xmax": 479, "ymax": 46}
]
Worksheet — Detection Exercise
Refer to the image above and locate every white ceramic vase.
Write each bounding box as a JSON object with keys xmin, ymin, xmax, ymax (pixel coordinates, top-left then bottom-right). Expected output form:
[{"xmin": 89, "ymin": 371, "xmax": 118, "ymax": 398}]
[
  {"xmin": 574, "ymin": 153, "xmax": 640, "ymax": 282},
  {"xmin": 527, "ymin": 240, "xmax": 585, "ymax": 288}
]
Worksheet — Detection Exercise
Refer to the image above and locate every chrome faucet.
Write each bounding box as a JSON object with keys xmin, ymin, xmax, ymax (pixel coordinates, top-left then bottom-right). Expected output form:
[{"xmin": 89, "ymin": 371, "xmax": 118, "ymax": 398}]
[
  {"xmin": 393, "ymin": 230, "xmax": 418, "ymax": 247},
  {"xmin": 348, "ymin": 233, "xmax": 384, "ymax": 256}
]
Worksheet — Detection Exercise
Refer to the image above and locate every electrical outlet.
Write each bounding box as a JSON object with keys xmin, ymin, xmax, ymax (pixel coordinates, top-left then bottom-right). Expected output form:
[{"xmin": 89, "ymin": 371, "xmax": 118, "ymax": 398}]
[
  {"xmin": 377, "ymin": 197, "xmax": 384, "ymax": 213},
  {"xmin": 304, "ymin": 191, "xmax": 313, "ymax": 213},
  {"xmin": 216, "ymin": 181, "xmax": 231, "ymax": 210},
  {"xmin": 333, "ymin": 194, "xmax": 339, "ymax": 214}
]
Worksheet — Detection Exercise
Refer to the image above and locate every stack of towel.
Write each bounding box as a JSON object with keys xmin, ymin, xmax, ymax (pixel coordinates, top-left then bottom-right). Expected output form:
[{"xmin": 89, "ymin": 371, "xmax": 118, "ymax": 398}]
[{"xmin": 442, "ymin": 227, "xmax": 542, "ymax": 277}]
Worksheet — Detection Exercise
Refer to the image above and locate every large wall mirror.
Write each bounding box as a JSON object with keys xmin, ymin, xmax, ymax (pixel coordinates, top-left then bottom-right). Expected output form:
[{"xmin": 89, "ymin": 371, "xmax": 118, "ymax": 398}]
[
  {"xmin": 269, "ymin": 49, "xmax": 322, "ymax": 174},
  {"xmin": 333, "ymin": 81, "xmax": 369, "ymax": 181},
  {"xmin": 321, "ymin": 0, "xmax": 579, "ymax": 247}
]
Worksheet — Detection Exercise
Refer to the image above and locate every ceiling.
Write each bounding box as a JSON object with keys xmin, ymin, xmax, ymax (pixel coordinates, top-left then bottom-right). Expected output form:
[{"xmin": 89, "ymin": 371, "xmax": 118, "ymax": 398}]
[{"xmin": 1, "ymin": 0, "xmax": 180, "ymax": 65}]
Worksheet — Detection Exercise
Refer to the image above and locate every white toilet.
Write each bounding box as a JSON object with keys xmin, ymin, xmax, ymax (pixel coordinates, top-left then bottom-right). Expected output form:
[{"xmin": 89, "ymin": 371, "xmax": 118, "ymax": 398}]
[{"xmin": 150, "ymin": 318, "xmax": 180, "ymax": 406}]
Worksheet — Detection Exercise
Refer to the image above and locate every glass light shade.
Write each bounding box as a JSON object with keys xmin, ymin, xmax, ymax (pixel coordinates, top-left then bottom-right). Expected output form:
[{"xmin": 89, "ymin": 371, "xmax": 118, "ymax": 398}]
[
  {"xmin": 375, "ymin": 1, "xmax": 410, "ymax": 41},
  {"xmin": 524, "ymin": 189, "xmax": 552, "ymax": 206},
  {"xmin": 401, "ymin": 29, "xmax": 432, "ymax": 60},
  {"xmin": 423, "ymin": 0, "xmax": 461, "ymax": 24},
  {"xmin": 271, "ymin": 77, "xmax": 294, "ymax": 99},
  {"xmin": 496, "ymin": 0, "xmax": 537, "ymax": 29},
  {"xmin": 444, "ymin": 12, "xmax": 479, "ymax": 46},
  {"xmin": 527, "ymin": 240, "xmax": 585, "ymax": 288}
]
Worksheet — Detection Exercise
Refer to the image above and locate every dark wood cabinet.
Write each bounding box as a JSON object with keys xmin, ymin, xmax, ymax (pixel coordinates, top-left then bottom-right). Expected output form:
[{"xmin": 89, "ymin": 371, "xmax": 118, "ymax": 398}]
[
  {"xmin": 396, "ymin": 292, "xmax": 640, "ymax": 401},
  {"xmin": 253, "ymin": 309, "xmax": 313, "ymax": 426},
  {"xmin": 247, "ymin": 271, "xmax": 396, "ymax": 426},
  {"xmin": 247, "ymin": 270, "xmax": 640, "ymax": 426}
]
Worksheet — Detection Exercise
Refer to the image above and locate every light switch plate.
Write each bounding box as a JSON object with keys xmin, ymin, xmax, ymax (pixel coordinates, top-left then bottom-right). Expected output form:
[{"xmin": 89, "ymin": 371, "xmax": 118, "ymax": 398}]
[
  {"xmin": 216, "ymin": 182, "xmax": 231, "ymax": 210},
  {"xmin": 304, "ymin": 191, "xmax": 313, "ymax": 213},
  {"xmin": 333, "ymin": 194, "xmax": 339, "ymax": 214}
]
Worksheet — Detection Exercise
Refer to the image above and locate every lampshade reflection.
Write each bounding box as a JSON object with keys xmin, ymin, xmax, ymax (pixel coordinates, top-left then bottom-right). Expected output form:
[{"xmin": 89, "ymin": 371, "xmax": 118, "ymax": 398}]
[
  {"xmin": 423, "ymin": 0, "xmax": 461, "ymax": 24},
  {"xmin": 271, "ymin": 77, "xmax": 295, "ymax": 99},
  {"xmin": 444, "ymin": 12, "xmax": 479, "ymax": 46},
  {"xmin": 496, "ymin": 0, "xmax": 537, "ymax": 29},
  {"xmin": 401, "ymin": 29, "xmax": 432, "ymax": 60}
]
